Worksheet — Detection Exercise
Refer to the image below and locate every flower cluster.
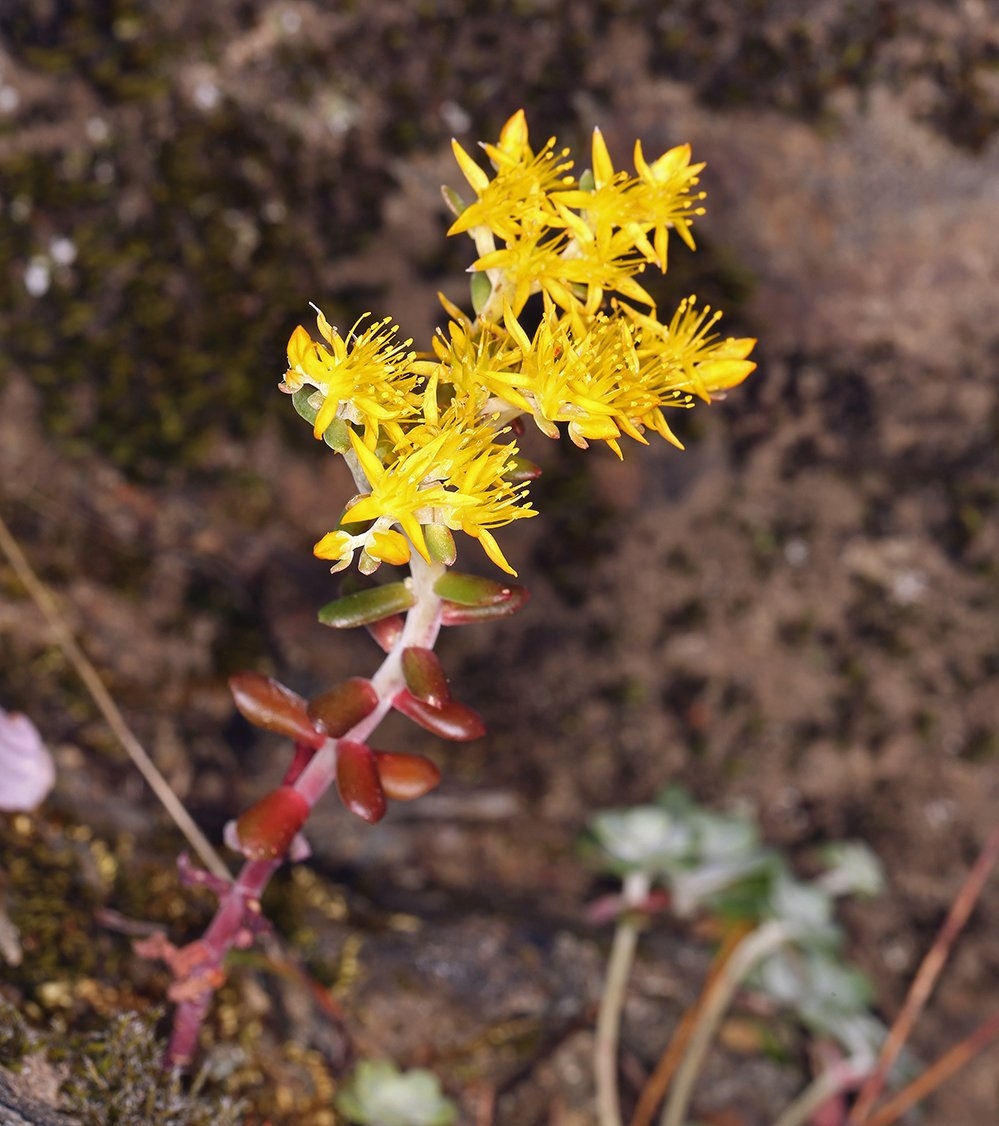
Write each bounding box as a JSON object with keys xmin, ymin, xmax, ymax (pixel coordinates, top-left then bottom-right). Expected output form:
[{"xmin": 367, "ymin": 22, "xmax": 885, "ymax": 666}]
[{"xmin": 282, "ymin": 110, "xmax": 755, "ymax": 577}]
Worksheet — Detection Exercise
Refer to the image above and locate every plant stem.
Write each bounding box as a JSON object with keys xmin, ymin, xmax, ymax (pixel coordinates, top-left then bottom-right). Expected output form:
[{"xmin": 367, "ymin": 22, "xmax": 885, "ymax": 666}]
[
  {"xmin": 594, "ymin": 871, "xmax": 650, "ymax": 1126},
  {"xmin": 865, "ymin": 1010, "xmax": 999, "ymax": 1126},
  {"xmin": 659, "ymin": 919, "xmax": 789, "ymax": 1126},
  {"xmin": 630, "ymin": 921, "xmax": 752, "ymax": 1126},
  {"xmin": 847, "ymin": 827, "xmax": 999, "ymax": 1124},
  {"xmin": 772, "ymin": 1054, "xmax": 871, "ymax": 1126},
  {"xmin": 166, "ymin": 551, "xmax": 446, "ymax": 1067}
]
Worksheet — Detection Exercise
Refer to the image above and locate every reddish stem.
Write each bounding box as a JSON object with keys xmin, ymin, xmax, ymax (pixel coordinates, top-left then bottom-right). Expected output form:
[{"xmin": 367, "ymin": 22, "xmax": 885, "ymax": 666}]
[{"xmin": 165, "ymin": 556, "xmax": 447, "ymax": 1068}]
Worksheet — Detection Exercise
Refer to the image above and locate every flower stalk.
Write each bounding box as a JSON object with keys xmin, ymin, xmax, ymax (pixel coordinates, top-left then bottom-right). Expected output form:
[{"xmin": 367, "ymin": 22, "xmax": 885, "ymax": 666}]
[{"xmin": 149, "ymin": 108, "xmax": 756, "ymax": 1070}]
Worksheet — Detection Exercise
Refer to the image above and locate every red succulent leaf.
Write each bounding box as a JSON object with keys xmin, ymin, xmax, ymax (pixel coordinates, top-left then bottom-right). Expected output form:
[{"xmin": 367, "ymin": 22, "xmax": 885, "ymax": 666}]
[
  {"xmin": 440, "ymin": 585, "xmax": 530, "ymax": 624},
  {"xmin": 282, "ymin": 741, "xmax": 319, "ymax": 786},
  {"xmin": 234, "ymin": 786, "xmax": 310, "ymax": 860},
  {"xmin": 392, "ymin": 690, "xmax": 486, "ymax": 741},
  {"xmin": 401, "ymin": 647, "xmax": 450, "ymax": 709},
  {"xmin": 308, "ymin": 677, "xmax": 379, "ymax": 736},
  {"xmin": 375, "ymin": 751, "xmax": 442, "ymax": 801},
  {"xmin": 336, "ymin": 740, "xmax": 387, "ymax": 823},
  {"xmin": 365, "ymin": 613, "xmax": 406, "ymax": 653},
  {"xmin": 229, "ymin": 672, "xmax": 325, "ymax": 748}
]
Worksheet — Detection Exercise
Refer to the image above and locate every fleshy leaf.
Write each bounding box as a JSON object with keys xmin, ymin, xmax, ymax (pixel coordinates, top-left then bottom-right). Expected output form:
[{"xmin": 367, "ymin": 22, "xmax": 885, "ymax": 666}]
[
  {"xmin": 470, "ymin": 269, "xmax": 492, "ymax": 316},
  {"xmin": 229, "ymin": 672, "xmax": 325, "ymax": 748},
  {"xmin": 291, "ymin": 388, "xmax": 351, "ymax": 450},
  {"xmin": 318, "ymin": 582, "xmax": 416, "ymax": 629},
  {"xmin": 366, "ymin": 614, "xmax": 406, "ymax": 653},
  {"xmin": 336, "ymin": 740, "xmax": 387, "ymax": 823},
  {"xmin": 375, "ymin": 751, "xmax": 442, "ymax": 801},
  {"xmin": 503, "ymin": 455, "xmax": 543, "ymax": 483},
  {"xmin": 308, "ymin": 678, "xmax": 379, "ymax": 737},
  {"xmin": 233, "ymin": 786, "xmax": 310, "ymax": 860},
  {"xmin": 401, "ymin": 647, "xmax": 450, "ymax": 709},
  {"xmin": 424, "ymin": 523, "xmax": 457, "ymax": 566},
  {"xmin": 440, "ymin": 585, "xmax": 530, "ymax": 624},
  {"xmin": 392, "ymin": 691, "xmax": 486, "ymax": 741},
  {"xmin": 433, "ymin": 571, "xmax": 523, "ymax": 607}
]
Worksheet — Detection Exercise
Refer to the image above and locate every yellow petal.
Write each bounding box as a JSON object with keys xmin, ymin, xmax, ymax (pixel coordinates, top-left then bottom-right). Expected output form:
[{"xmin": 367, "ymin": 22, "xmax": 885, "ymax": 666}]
[
  {"xmin": 696, "ymin": 359, "xmax": 757, "ymax": 393},
  {"xmin": 498, "ymin": 109, "xmax": 529, "ymax": 159},
  {"xmin": 313, "ymin": 530, "xmax": 351, "ymax": 560},
  {"xmin": 368, "ymin": 529, "xmax": 411, "ymax": 566},
  {"xmin": 472, "ymin": 526, "xmax": 517, "ymax": 576},
  {"xmin": 348, "ymin": 427, "xmax": 385, "ymax": 484},
  {"xmin": 450, "ymin": 138, "xmax": 490, "ymax": 195},
  {"xmin": 314, "ymin": 307, "xmax": 337, "ymax": 346},
  {"xmin": 399, "ymin": 514, "xmax": 431, "ymax": 563},
  {"xmin": 287, "ymin": 325, "xmax": 313, "ymax": 368},
  {"xmin": 313, "ymin": 394, "xmax": 338, "ymax": 440},
  {"xmin": 591, "ymin": 127, "xmax": 615, "ymax": 189}
]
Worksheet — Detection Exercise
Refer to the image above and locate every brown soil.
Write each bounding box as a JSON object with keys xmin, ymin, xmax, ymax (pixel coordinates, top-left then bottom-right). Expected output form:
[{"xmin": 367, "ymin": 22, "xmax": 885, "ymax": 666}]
[{"xmin": 2, "ymin": 2, "xmax": 998, "ymax": 1123}]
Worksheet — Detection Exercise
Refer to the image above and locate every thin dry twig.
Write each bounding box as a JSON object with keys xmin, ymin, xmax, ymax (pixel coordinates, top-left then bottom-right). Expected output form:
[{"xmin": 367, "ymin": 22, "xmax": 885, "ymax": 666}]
[
  {"xmin": 659, "ymin": 919, "xmax": 789, "ymax": 1126},
  {"xmin": 848, "ymin": 827, "xmax": 999, "ymax": 1124},
  {"xmin": 0, "ymin": 509, "xmax": 230, "ymax": 880},
  {"xmin": 865, "ymin": 1010, "xmax": 999, "ymax": 1126},
  {"xmin": 595, "ymin": 871, "xmax": 650, "ymax": 1126}
]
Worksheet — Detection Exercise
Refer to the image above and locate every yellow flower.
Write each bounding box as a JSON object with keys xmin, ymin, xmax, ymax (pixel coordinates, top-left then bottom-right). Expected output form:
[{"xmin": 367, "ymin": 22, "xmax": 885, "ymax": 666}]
[
  {"xmin": 620, "ymin": 296, "xmax": 756, "ymax": 403},
  {"xmin": 448, "ymin": 110, "xmax": 574, "ymax": 244},
  {"xmin": 628, "ymin": 140, "xmax": 706, "ymax": 269},
  {"xmin": 314, "ymin": 406, "xmax": 535, "ymax": 577},
  {"xmin": 284, "ymin": 310, "xmax": 419, "ymax": 445}
]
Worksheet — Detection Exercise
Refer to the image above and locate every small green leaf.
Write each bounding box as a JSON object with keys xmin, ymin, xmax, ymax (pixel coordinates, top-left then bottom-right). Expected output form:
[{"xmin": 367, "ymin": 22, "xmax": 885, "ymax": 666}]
[
  {"xmin": 470, "ymin": 270, "xmax": 491, "ymax": 316},
  {"xmin": 290, "ymin": 387, "xmax": 350, "ymax": 449},
  {"xmin": 424, "ymin": 523, "xmax": 457, "ymax": 566},
  {"xmin": 433, "ymin": 571, "xmax": 519, "ymax": 607},
  {"xmin": 318, "ymin": 582, "xmax": 416, "ymax": 628},
  {"xmin": 440, "ymin": 184, "xmax": 466, "ymax": 218}
]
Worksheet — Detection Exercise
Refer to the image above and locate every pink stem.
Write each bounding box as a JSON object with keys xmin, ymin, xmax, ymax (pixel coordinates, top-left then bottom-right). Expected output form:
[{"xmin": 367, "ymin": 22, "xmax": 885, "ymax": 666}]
[{"xmin": 165, "ymin": 555, "xmax": 446, "ymax": 1068}]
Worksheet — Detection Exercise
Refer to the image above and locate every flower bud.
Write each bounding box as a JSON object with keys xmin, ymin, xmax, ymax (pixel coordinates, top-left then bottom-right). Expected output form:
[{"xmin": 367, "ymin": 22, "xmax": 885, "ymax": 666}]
[{"xmin": 228, "ymin": 672, "xmax": 325, "ymax": 748}]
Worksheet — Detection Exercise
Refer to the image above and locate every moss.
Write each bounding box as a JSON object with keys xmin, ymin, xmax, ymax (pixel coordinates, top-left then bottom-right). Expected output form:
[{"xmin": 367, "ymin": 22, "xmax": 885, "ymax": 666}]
[{"xmin": 0, "ymin": 1002, "xmax": 243, "ymax": 1125}]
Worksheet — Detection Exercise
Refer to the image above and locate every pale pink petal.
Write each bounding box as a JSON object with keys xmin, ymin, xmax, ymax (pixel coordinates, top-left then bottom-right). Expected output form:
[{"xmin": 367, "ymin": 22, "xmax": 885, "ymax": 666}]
[{"xmin": 0, "ymin": 708, "xmax": 56, "ymax": 811}]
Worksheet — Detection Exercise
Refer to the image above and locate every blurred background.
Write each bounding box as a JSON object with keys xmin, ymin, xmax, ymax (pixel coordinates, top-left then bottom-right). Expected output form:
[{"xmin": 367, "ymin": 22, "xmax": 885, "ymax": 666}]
[{"xmin": 1, "ymin": 2, "xmax": 998, "ymax": 1122}]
